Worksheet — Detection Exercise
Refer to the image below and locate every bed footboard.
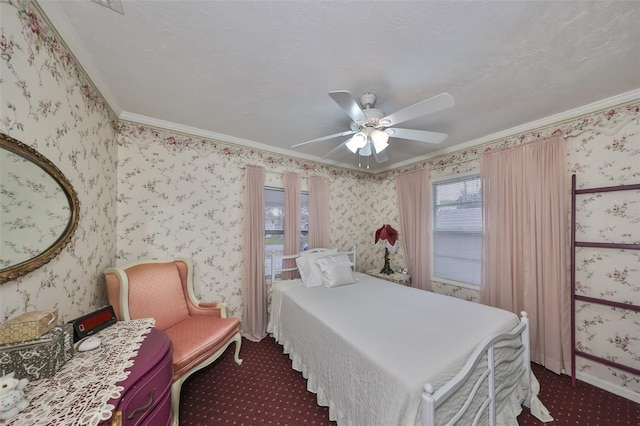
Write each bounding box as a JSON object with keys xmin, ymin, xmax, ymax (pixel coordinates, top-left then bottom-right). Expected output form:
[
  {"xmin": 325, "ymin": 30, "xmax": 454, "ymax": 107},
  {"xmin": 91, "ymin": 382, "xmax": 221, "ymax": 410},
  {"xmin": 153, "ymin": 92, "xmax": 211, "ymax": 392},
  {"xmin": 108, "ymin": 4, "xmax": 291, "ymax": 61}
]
[{"xmin": 421, "ymin": 312, "xmax": 531, "ymax": 426}]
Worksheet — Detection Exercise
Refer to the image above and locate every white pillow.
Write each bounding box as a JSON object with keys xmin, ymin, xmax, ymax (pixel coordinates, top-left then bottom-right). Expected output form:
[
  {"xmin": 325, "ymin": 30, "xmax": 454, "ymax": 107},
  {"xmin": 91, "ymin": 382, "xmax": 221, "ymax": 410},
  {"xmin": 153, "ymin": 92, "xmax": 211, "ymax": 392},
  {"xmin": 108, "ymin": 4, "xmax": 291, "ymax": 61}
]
[
  {"xmin": 296, "ymin": 249, "xmax": 337, "ymax": 287},
  {"xmin": 295, "ymin": 256, "xmax": 314, "ymax": 287},
  {"xmin": 315, "ymin": 254, "xmax": 356, "ymax": 288},
  {"xmin": 316, "ymin": 253, "xmax": 351, "ymax": 267}
]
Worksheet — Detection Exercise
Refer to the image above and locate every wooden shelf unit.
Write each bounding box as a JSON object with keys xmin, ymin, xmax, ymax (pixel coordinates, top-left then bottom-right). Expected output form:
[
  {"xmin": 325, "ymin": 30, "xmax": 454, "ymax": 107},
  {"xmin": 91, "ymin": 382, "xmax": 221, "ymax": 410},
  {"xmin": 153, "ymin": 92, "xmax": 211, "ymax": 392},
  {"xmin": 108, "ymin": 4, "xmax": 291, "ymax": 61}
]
[{"xmin": 570, "ymin": 174, "xmax": 640, "ymax": 386}]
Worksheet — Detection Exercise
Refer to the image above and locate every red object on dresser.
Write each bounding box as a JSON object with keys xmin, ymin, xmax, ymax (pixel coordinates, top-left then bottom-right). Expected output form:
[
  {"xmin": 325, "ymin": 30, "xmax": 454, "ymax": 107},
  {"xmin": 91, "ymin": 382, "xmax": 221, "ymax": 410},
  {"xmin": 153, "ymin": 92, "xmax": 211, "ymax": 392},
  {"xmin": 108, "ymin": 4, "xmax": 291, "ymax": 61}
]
[{"xmin": 100, "ymin": 327, "xmax": 173, "ymax": 426}]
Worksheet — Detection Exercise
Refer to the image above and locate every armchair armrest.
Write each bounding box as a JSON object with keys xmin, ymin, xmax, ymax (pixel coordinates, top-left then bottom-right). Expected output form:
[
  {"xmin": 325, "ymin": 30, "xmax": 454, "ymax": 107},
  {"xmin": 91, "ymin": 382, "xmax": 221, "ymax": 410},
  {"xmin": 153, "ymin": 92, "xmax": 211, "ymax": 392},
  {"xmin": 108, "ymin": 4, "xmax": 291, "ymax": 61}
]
[
  {"xmin": 175, "ymin": 259, "xmax": 228, "ymax": 318},
  {"xmin": 187, "ymin": 301, "xmax": 228, "ymax": 318}
]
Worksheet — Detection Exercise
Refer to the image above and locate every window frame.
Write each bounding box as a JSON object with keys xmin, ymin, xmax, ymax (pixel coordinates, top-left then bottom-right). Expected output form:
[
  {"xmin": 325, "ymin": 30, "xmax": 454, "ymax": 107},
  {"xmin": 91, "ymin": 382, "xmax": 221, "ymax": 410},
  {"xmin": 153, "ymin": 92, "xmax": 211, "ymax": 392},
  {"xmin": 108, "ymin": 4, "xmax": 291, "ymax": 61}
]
[
  {"xmin": 264, "ymin": 186, "xmax": 309, "ymax": 279},
  {"xmin": 431, "ymin": 171, "xmax": 483, "ymax": 289}
]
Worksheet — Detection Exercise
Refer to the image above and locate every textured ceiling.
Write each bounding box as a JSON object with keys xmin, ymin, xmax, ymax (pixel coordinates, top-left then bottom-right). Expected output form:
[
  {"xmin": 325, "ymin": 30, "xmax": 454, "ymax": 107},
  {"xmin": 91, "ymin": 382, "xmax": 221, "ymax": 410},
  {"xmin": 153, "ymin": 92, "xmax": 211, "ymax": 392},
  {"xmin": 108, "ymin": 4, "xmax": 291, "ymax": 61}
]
[{"xmin": 38, "ymin": 0, "xmax": 640, "ymax": 172}]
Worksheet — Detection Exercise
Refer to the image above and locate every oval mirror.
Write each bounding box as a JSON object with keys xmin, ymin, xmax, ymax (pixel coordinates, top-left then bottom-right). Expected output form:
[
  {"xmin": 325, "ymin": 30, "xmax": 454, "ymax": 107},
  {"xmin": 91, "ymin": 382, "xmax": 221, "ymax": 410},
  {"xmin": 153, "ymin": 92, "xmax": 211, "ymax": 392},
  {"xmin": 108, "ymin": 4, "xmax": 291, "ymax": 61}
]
[{"xmin": 0, "ymin": 133, "xmax": 79, "ymax": 283}]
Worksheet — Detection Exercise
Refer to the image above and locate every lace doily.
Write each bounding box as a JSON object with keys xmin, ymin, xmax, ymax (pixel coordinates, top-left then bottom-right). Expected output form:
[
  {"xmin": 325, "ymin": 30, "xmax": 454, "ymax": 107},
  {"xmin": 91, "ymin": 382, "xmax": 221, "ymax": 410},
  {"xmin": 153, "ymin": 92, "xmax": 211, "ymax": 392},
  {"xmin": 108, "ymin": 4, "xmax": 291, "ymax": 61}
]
[{"xmin": 6, "ymin": 318, "xmax": 156, "ymax": 426}]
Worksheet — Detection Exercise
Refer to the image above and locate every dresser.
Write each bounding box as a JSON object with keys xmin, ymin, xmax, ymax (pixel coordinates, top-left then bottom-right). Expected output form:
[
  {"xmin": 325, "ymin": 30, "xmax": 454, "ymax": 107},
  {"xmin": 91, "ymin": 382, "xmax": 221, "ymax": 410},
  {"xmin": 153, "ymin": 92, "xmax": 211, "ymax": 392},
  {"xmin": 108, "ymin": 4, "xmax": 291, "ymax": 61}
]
[
  {"xmin": 7, "ymin": 319, "xmax": 172, "ymax": 426},
  {"xmin": 103, "ymin": 327, "xmax": 173, "ymax": 426},
  {"xmin": 364, "ymin": 269, "xmax": 411, "ymax": 286}
]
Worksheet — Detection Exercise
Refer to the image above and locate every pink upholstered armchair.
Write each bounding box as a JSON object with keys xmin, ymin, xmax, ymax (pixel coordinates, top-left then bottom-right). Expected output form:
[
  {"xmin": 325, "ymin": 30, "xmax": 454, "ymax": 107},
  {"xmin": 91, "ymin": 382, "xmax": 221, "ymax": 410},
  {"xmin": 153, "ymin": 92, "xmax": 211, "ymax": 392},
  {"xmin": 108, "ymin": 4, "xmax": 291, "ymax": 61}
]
[{"xmin": 104, "ymin": 258, "xmax": 242, "ymax": 426}]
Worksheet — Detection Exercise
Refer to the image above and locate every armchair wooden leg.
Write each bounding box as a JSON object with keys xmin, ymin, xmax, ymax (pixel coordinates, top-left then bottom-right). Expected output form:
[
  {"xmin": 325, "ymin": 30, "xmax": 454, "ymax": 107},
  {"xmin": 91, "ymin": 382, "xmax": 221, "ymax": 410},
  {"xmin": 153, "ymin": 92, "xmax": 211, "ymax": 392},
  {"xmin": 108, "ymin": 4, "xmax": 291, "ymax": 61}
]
[
  {"xmin": 170, "ymin": 333, "xmax": 243, "ymax": 425},
  {"xmin": 232, "ymin": 332, "xmax": 243, "ymax": 365},
  {"xmin": 171, "ymin": 381, "xmax": 182, "ymax": 426}
]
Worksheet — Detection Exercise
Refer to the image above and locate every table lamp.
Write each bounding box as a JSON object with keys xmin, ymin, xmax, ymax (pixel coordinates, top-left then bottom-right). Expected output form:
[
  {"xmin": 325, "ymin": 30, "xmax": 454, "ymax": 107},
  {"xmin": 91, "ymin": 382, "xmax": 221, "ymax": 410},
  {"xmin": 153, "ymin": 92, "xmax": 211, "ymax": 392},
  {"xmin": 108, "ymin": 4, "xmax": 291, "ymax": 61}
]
[{"xmin": 374, "ymin": 224, "xmax": 398, "ymax": 275}]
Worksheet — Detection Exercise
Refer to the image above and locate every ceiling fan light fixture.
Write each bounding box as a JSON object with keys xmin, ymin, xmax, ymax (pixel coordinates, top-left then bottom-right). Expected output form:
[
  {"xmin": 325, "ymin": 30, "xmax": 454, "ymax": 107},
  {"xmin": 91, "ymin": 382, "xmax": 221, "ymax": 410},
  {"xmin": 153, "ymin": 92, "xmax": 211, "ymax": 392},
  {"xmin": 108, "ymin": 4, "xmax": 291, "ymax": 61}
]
[
  {"xmin": 346, "ymin": 131, "xmax": 368, "ymax": 153},
  {"xmin": 359, "ymin": 141, "xmax": 373, "ymax": 157},
  {"xmin": 344, "ymin": 137, "xmax": 358, "ymax": 154},
  {"xmin": 371, "ymin": 129, "xmax": 389, "ymax": 153},
  {"xmin": 295, "ymin": 90, "xmax": 455, "ymax": 168},
  {"xmin": 345, "ymin": 138, "xmax": 358, "ymax": 153}
]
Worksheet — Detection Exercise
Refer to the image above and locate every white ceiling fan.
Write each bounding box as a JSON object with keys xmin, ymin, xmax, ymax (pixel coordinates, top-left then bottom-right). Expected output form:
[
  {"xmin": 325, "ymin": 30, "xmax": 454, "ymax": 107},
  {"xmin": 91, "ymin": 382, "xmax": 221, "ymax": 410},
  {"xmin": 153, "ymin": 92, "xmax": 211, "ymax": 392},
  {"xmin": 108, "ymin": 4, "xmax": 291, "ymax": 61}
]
[{"xmin": 292, "ymin": 90, "xmax": 455, "ymax": 167}]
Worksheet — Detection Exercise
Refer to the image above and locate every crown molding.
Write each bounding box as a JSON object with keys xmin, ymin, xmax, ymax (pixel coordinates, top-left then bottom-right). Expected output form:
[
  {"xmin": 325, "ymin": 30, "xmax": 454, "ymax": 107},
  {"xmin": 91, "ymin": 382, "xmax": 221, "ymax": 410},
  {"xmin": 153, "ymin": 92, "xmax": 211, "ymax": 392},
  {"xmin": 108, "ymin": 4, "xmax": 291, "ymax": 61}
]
[
  {"xmin": 390, "ymin": 88, "xmax": 640, "ymax": 171},
  {"xmin": 32, "ymin": 0, "xmax": 640, "ymax": 175},
  {"xmin": 118, "ymin": 111, "xmax": 362, "ymax": 172},
  {"xmin": 122, "ymin": 88, "xmax": 639, "ymax": 175},
  {"xmin": 35, "ymin": 1, "xmax": 123, "ymax": 116}
]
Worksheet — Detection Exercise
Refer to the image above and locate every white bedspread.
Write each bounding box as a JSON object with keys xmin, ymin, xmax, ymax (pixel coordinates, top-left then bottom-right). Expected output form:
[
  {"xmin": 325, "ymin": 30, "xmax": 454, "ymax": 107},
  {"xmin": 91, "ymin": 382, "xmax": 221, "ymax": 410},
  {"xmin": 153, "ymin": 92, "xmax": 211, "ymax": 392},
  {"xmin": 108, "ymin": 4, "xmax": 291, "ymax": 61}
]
[{"xmin": 267, "ymin": 273, "xmax": 528, "ymax": 426}]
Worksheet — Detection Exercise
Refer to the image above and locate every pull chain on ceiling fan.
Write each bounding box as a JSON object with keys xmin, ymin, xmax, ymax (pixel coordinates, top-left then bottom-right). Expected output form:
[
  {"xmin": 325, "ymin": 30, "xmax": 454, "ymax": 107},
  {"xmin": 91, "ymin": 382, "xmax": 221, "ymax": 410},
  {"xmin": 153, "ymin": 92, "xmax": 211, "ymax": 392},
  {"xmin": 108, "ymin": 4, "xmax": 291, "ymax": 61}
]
[{"xmin": 292, "ymin": 90, "xmax": 455, "ymax": 167}]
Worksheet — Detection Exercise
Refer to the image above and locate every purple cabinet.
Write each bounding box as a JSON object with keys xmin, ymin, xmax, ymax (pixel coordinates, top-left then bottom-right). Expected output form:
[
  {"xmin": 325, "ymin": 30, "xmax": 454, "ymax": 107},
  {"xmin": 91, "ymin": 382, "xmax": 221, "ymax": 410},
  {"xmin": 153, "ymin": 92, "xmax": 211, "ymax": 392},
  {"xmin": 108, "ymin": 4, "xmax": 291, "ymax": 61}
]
[{"xmin": 101, "ymin": 327, "xmax": 173, "ymax": 426}]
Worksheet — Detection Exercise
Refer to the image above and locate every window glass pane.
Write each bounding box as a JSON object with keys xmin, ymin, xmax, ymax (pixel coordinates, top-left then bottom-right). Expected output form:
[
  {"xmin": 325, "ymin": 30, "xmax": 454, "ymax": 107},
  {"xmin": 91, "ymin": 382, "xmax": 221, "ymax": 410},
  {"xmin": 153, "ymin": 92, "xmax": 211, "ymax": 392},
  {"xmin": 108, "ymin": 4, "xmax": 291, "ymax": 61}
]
[
  {"xmin": 435, "ymin": 176, "xmax": 481, "ymax": 205},
  {"xmin": 432, "ymin": 176, "xmax": 482, "ymax": 286},
  {"xmin": 264, "ymin": 187, "xmax": 309, "ymax": 277},
  {"xmin": 434, "ymin": 176, "xmax": 482, "ymax": 232},
  {"xmin": 435, "ymin": 205, "xmax": 482, "ymax": 231},
  {"xmin": 265, "ymin": 187, "xmax": 284, "ymax": 251},
  {"xmin": 433, "ymin": 231, "xmax": 482, "ymax": 285}
]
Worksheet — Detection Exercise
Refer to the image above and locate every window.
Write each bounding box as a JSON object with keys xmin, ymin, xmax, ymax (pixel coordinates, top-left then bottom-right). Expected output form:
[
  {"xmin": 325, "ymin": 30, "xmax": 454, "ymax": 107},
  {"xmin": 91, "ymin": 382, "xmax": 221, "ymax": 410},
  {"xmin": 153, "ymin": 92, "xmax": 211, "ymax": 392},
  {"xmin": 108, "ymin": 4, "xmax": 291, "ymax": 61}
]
[
  {"xmin": 432, "ymin": 175, "xmax": 482, "ymax": 286},
  {"xmin": 264, "ymin": 187, "xmax": 308, "ymax": 277}
]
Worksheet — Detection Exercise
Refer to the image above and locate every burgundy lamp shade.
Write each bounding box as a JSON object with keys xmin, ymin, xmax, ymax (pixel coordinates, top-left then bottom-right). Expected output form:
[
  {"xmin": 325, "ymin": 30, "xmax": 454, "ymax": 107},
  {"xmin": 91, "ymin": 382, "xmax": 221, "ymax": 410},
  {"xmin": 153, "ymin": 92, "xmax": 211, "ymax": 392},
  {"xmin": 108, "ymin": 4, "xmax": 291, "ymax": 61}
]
[{"xmin": 374, "ymin": 224, "xmax": 398, "ymax": 251}]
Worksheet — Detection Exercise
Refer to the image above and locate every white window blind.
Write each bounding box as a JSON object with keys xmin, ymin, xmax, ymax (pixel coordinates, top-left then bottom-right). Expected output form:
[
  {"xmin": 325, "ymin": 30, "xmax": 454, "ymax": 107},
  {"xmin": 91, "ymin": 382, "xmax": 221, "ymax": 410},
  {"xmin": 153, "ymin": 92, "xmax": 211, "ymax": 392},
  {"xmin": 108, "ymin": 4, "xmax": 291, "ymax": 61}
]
[{"xmin": 433, "ymin": 175, "xmax": 482, "ymax": 285}]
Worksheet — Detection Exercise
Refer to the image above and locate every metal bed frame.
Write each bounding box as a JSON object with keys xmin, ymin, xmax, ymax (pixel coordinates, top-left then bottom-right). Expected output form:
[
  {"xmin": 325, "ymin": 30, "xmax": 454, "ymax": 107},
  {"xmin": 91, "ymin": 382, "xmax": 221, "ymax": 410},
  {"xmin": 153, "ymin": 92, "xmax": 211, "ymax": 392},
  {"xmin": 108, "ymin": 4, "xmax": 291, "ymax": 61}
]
[{"xmin": 268, "ymin": 247, "xmax": 532, "ymax": 425}]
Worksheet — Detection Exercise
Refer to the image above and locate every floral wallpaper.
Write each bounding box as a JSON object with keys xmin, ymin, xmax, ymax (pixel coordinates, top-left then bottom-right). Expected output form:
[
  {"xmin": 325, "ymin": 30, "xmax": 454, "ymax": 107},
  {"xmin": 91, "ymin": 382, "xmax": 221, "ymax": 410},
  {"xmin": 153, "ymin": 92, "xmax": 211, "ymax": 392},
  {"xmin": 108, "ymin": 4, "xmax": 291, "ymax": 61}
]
[
  {"xmin": 419, "ymin": 102, "xmax": 640, "ymax": 398},
  {"xmin": 116, "ymin": 122, "xmax": 377, "ymax": 318},
  {"xmin": 569, "ymin": 113, "xmax": 639, "ymax": 399},
  {"xmin": 1, "ymin": 0, "xmax": 637, "ymax": 404},
  {"xmin": 0, "ymin": 0, "xmax": 118, "ymax": 323}
]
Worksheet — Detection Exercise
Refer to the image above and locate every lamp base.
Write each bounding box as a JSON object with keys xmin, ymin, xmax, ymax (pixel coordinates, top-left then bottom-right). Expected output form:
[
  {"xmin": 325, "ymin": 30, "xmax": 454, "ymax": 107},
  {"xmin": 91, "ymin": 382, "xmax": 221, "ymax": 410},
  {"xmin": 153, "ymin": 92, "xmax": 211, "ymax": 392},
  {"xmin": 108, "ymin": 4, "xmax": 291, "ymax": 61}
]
[{"xmin": 379, "ymin": 247, "xmax": 393, "ymax": 275}]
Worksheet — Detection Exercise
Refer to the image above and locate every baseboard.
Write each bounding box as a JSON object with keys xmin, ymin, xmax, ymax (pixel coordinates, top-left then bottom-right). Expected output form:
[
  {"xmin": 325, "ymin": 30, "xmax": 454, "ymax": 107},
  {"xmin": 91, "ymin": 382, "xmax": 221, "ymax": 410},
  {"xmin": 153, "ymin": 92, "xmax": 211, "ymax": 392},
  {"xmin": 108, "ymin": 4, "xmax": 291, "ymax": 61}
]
[{"xmin": 575, "ymin": 371, "xmax": 640, "ymax": 404}]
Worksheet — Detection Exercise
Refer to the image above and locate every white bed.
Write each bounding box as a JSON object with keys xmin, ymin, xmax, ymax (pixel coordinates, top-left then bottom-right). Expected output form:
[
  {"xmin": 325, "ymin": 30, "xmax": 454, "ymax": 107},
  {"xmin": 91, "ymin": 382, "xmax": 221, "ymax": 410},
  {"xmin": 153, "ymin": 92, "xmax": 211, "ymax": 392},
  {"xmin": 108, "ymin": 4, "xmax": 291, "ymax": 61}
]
[{"xmin": 267, "ymin": 248, "xmax": 547, "ymax": 426}]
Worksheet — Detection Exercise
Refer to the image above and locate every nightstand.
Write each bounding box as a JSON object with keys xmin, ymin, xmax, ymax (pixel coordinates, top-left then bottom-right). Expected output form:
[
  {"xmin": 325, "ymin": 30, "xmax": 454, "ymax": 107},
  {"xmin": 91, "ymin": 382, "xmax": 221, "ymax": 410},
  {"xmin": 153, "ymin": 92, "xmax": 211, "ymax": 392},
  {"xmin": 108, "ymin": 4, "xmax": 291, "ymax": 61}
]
[{"xmin": 364, "ymin": 269, "xmax": 411, "ymax": 286}]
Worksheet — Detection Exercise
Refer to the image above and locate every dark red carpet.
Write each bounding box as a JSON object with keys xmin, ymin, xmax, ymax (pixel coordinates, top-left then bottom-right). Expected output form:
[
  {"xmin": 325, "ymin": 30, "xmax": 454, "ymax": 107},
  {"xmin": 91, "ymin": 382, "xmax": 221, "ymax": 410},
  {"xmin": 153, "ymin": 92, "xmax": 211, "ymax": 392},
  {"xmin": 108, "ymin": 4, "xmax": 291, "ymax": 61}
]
[
  {"xmin": 179, "ymin": 336, "xmax": 334, "ymax": 425},
  {"xmin": 179, "ymin": 336, "xmax": 640, "ymax": 425},
  {"xmin": 518, "ymin": 363, "xmax": 640, "ymax": 426}
]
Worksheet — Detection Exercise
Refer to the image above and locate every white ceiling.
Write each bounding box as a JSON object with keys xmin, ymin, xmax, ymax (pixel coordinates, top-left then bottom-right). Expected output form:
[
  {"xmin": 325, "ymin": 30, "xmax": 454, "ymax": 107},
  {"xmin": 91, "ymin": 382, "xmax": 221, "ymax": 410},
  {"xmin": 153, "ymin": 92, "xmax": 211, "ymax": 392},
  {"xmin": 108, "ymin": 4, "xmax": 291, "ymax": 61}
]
[{"xmin": 38, "ymin": 0, "xmax": 640, "ymax": 172}]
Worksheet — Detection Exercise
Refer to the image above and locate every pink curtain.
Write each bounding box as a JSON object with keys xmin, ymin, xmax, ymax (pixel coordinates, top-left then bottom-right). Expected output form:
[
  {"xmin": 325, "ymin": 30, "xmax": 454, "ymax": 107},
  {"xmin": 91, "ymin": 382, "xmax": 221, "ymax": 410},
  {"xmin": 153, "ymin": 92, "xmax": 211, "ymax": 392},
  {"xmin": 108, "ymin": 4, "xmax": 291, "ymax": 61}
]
[
  {"xmin": 283, "ymin": 172, "xmax": 301, "ymax": 279},
  {"xmin": 480, "ymin": 135, "xmax": 571, "ymax": 374},
  {"xmin": 308, "ymin": 175, "xmax": 330, "ymax": 248},
  {"xmin": 396, "ymin": 168, "xmax": 431, "ymax": 291},
  {"xmin": 242, "ymin": 165, "xmax": 267, "ymax": 342}
]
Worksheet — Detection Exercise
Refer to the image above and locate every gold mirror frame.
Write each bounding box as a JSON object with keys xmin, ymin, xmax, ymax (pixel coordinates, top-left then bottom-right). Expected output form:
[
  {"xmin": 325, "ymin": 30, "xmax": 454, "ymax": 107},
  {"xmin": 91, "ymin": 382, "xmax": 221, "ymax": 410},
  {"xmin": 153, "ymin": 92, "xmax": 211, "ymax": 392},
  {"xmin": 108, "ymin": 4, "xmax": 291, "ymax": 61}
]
[{"xmin": 0, "ymin": 133, "xmax": 80, "ymax": 283}]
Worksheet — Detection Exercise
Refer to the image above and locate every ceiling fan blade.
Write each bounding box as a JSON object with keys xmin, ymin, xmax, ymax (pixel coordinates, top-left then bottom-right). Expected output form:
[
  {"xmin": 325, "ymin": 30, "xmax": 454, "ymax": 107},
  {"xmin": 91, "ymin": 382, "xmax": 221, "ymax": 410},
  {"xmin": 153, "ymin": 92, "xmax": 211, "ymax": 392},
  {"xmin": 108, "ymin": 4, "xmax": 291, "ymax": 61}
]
[
  {"xmin": 328, "ymin": 90, "xmax": 367, "ymax": 123},
  {"xmin": 386, "ymin": 128, "xmax": 448, "ymax": 144},
  {"xmin": 321, "ymin": 139, "xmax": 351, "ymax": 159},
  {"xmin": 381, "ymin": 93, "xmax": 455, "ymax": 127},
  {"xmin": 291, "ymin": 130, "xmax": 355, "ymax": 148}
]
